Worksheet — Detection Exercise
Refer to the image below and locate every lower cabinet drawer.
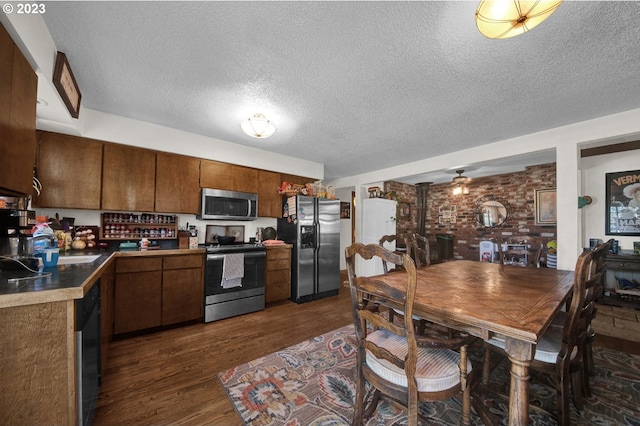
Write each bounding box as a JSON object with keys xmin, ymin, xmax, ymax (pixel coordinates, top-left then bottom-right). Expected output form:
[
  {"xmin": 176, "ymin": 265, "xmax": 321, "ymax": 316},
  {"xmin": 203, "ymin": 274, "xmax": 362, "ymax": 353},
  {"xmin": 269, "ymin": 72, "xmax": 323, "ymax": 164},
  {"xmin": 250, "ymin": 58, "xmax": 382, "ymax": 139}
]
[
  {"xmin": 116, "ymin": 257, "xmax": 162, "ymax": 273},
  {"xmin": 265, "ymin": 269, "xmax": 290, "ymax": 303}
]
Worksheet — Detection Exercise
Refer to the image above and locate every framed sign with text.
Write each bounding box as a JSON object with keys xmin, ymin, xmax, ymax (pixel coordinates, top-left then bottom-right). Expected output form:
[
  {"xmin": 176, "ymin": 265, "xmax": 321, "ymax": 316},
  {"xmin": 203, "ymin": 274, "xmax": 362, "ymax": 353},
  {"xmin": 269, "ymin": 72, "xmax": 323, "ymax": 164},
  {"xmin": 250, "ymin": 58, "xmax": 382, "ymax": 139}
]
[
  {"xmin": 606, "ymin": 170, "xmax": 640, "ymax": 235},
  {"xmin": 53, "ymin": 51, "xmax": 82, "ymax": 118}
]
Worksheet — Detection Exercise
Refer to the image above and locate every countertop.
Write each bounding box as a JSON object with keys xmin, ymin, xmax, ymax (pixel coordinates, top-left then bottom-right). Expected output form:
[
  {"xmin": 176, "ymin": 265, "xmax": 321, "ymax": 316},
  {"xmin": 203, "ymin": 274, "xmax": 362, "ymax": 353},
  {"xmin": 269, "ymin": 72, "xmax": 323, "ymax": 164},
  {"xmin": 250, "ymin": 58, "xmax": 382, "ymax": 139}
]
[{"xmin": 0, "ymin": 247, "xmax": 206, "ymax": 309}]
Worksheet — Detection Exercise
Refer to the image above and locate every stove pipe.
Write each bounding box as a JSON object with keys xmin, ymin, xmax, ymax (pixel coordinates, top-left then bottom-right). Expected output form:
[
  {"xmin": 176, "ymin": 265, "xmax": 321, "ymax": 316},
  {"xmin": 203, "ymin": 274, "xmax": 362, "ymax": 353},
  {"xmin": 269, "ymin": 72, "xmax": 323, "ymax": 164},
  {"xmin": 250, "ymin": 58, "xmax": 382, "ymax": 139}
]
[{"xmin": 416, "ymin": 182, "xmax": 432, "ymax": 236}]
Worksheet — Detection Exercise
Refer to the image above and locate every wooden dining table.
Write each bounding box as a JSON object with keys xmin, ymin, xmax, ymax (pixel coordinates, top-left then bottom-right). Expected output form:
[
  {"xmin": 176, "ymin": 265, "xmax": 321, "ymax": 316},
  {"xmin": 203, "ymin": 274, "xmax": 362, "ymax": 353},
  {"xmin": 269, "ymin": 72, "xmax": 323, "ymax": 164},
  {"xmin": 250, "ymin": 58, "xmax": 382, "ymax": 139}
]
[{"xmin": 371, "ymin": 260, "xmax": 575, "ymax": 426}]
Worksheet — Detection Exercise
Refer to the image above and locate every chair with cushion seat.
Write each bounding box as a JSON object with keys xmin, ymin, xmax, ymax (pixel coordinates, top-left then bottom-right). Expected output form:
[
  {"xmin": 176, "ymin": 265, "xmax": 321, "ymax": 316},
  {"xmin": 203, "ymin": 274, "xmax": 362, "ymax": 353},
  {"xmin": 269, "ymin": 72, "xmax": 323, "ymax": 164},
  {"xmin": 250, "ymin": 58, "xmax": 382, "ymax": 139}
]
[
  {"xmin": 481, "ymin": 248, "xmax": 603, "ymax": 426},
  {"xmin": 345, "ymin": 243, "xmax": 474, "ymax": 426}
]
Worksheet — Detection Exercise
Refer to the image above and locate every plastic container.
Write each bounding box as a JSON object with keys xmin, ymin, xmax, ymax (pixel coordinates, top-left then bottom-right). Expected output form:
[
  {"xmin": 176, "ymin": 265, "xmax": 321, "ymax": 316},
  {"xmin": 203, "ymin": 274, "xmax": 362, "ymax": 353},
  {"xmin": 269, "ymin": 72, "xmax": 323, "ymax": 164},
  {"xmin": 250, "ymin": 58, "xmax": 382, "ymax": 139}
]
[
  {"xmin": 42, "ymin": 248, "xmax": 59, "ymax": 267},
  {"xmin": 32, "ymin": 222, "xmax": 54, "ymax": 255},
  {"xmin": 326, "ymin": 185, "xmax": 335, "ymax": 200}
]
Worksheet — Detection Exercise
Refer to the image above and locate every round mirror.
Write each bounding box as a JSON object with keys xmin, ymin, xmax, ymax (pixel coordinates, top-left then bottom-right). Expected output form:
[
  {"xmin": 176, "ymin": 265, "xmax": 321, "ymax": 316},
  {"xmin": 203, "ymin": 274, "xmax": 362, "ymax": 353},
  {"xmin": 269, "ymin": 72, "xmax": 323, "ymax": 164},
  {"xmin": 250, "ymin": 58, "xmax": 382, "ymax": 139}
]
[{"xmin": 476, "ymin": 197, "xmax": 509, "ymax": 228}]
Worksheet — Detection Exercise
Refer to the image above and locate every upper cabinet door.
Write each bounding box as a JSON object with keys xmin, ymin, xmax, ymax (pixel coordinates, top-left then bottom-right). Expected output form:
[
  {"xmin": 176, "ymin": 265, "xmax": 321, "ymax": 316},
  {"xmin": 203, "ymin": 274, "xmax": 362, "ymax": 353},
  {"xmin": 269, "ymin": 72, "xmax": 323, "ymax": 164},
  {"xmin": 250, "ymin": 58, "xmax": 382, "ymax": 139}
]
[
  {"xmin": 258, "ymin": 170, "xmax": 282, "ymax": 218},
  {"xmin": 199, "ymin": 159, "xmax": 258, "ymax": 193},
  {"xmin": 0, "ymin": 23, "xmax": 37, "ymax": 196},
  {"xmin": 155, "ymin": 153, "xmax": 200, "ymax": 214},
  {"xmin": 33, "ymin": 131, "xmax": 103, "ymax": 209},
  {"xmin": 102, "ymin": 144, "xmax": 156, "ymax": 212},
  {"xmin": 199, "ymin": 159, "xmax": 233, "ymax": 190},
  {"xmin": 233, "ymin": 165, "xmax": 259, "ymax": 193}
]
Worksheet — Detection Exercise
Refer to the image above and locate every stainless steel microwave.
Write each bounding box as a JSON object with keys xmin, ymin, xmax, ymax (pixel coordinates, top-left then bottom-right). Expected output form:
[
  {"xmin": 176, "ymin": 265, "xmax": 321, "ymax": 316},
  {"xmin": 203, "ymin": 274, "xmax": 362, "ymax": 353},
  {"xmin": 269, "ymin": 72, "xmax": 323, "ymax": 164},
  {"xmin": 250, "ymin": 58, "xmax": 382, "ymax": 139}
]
[{"xmin": 199, "ymin": 188, "xmax": 258, "ymax": 221}]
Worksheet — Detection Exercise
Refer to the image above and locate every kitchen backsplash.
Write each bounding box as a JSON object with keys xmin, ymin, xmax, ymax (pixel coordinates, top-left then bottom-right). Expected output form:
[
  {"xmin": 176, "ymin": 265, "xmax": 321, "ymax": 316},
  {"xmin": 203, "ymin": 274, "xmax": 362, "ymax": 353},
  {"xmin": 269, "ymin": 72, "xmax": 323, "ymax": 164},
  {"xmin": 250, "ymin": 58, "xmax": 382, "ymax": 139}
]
[{"xmin": 35, "ymin": 208, "xmax": 277, "ymax": 244}]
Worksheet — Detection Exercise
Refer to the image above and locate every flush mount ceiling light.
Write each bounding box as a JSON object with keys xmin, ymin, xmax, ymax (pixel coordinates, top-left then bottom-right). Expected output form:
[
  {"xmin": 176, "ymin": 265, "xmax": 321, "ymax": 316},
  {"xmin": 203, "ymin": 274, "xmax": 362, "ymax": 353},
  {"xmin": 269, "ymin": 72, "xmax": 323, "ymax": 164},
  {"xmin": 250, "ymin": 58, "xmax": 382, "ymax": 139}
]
[
  {"xmin": 475, "ymin": 0, "xmax": 563, "ymax": 39},
  {"xmin": 240, "ymin": 113, "xmax": 276, "ymax": 139},
  {"xmin": 452, "ymin": 170, "xmax": 470, "ymax": 195}
]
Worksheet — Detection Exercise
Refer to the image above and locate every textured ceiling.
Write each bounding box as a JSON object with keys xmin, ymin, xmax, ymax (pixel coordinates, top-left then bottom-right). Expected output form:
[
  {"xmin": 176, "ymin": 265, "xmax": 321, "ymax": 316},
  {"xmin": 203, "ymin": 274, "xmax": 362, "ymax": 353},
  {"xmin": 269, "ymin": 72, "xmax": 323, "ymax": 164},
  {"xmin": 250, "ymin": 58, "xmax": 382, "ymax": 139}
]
[{"xmin": 39, "ymin": 1, "xmax": 640, "ymax": 183}]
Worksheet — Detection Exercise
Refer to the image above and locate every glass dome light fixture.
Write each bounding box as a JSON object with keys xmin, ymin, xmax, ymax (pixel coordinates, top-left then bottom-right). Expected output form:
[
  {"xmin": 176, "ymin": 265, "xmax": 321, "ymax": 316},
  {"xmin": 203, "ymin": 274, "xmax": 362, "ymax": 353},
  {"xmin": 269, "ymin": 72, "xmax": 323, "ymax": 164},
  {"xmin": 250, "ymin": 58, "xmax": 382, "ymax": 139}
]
[
  {"xmin": 475, "ymin": 0, "xmax": 563, "ymax": 39},
  {"xmin": 240, "ymin": 113, "xmax": 276, "ymax": 139},
  {"xmin": 452, "ymin": 170, "xmax": 470, "ymax": 195}
]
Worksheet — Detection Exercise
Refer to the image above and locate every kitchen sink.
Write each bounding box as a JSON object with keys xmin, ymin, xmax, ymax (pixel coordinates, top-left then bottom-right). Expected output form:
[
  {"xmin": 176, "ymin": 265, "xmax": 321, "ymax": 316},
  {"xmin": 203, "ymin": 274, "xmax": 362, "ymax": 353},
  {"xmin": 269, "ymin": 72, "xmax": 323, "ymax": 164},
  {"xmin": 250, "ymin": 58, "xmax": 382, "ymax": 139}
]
[{"xmin": 57, "ymin": 255, "xmax": 102, "ymax": 265}]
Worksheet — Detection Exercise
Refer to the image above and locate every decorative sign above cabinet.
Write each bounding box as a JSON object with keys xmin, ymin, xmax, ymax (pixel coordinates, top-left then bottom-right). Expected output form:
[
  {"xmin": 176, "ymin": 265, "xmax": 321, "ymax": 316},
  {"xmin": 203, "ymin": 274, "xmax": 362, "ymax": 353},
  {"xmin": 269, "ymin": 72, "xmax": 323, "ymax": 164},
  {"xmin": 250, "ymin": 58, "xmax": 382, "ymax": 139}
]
[{"xmin": 53, "ymin": 51, "xmax": 82, "ymax": 118}]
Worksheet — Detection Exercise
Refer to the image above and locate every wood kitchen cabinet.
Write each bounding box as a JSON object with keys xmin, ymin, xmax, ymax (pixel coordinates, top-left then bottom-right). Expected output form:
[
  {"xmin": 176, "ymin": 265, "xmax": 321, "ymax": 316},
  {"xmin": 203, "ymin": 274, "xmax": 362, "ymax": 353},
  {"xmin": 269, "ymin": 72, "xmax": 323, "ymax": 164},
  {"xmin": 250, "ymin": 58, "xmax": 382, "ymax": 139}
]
[
  {"xmin": 602, "ymin": 251, "xmax": 640, "ymax": 309},
  {"xmin": 0, "ymin": 22, "xmax": 37, "ymax": 196},
  {"xmin": 258, "ymin": 170, "xmax": 282, "ymax": 218},
  {"xmin": 102, "ymin": 143, "xmax": 156, "ymax": 212},
  {"xmin": 155, "ymin": 153, "xmax": 200, "ymax": 214},
  {"xmin": 265, "ymin": 245, "xmax": 292, "ymax": 303},
  {"xmin": 162, "ymin": 254, "xmax": 204, "ymax": 324},
  {"xmin": 114, "ymin": 254, "xmax": 204, "ymax": 335},
  {"xmin": 281, "ymin": 173, "xmax": 313, "ymax": 186},
  {"xmin": 200, "ymin": 159, "xmax": 259, "ymax": 193},
  {"xmin": 200, "ymin": 159, "xmax": 233, "ymax": 190},
  {"xmin": 114, "ymin": 257, "xmax": 163, "ymax": 334},
  {"xmin": 32, "ymin": 131, "xmax": 103, "ymax": 209},
  {"xmin": 0, "ymin": 299, "xmax": 76, "ymax": 425}
]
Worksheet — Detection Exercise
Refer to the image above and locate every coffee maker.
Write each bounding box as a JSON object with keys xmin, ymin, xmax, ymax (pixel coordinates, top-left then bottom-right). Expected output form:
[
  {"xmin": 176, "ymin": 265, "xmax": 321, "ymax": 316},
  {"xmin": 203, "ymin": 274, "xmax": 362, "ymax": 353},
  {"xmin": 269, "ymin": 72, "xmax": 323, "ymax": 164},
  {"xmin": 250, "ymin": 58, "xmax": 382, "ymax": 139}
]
[{"xmin": 0, "ymin": 196, "xmax": 38, "ymax": 269}]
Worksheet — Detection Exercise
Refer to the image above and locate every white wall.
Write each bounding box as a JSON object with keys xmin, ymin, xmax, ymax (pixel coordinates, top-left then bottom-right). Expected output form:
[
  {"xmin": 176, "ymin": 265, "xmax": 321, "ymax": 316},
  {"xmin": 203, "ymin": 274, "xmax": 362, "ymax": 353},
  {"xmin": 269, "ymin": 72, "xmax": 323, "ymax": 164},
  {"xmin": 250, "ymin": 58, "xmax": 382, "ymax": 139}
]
[{"xmin": 582, "ymin": 150, "xmax": 640, "ymax": 251}]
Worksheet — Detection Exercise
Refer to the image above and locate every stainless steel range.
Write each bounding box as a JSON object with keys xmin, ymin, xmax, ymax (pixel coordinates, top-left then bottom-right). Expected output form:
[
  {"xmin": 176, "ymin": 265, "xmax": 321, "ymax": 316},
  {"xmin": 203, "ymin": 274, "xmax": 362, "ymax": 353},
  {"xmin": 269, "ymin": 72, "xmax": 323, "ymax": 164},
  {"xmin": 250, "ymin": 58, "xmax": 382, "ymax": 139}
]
[{"xmin": 203, "ymin": 243, "xmax": 266, "ymax": 323}]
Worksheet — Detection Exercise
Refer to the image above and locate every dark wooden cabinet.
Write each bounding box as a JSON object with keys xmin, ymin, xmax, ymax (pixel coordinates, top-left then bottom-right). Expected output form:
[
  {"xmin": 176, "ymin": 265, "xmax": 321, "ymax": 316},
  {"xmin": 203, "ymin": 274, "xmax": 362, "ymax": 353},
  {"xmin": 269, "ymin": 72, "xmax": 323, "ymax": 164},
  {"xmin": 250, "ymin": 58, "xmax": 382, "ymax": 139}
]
[
  {"xmin": 102, "ymin": 144, "xmax": 156, "ymax": 212},
  {"xmin": 114, "ymin": 254, "xmax": 204, "ymax": 335},
  {"xmin": 0, "ymin": 23, "xmax": 37, "ymax": 196},
  {"xmin": 22, "ymin": 128, "xmax": 316, "ymax": 214},
  {"xmin": 258, "ymin": 170, "xmax": 282, "ymax": 218},
  {"xmin": 114, "ymin": 257, "xmax": 163, "ymax": 334},
  {"xmin": 602, "ymin": 251, "xmax": 640, "ymax": 308},
  {"xmin": 265, "ymin": 245, "xmax": 292, "ymax": 303},
  {"xmin": 162, "ymin": 254, "xmax": 204, "ymax": 324},
  {"xmin": 200, "ymin": 159, "xmax": 233, "ymax": 190},
  {"xmin": 155, "ymin": 153, "xmax": 200, "ymax": 214},
  {"xmin": 33, "ymin": 131, "xmax": 103, "ymax": 208},
  {"xmin": 233, "ymin": 165, "xmax": 259, "ymax": 193},
  {"xmin": 200, "ymin": 159, "xmax": 259, "ymax": 193},
  {"xmin": 281, "ymin": 174, "xmax": 312, "ymax": 186}
]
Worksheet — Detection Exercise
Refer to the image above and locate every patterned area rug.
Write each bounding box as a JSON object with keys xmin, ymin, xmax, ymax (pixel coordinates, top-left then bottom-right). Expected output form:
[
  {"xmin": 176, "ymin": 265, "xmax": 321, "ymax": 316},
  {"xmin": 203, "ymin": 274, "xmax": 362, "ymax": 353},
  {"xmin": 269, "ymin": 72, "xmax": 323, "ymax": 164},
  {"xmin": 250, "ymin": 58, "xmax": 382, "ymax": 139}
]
[{"xmin": 218, "ymin": 324, "xmax": 640, "ymax": 425}]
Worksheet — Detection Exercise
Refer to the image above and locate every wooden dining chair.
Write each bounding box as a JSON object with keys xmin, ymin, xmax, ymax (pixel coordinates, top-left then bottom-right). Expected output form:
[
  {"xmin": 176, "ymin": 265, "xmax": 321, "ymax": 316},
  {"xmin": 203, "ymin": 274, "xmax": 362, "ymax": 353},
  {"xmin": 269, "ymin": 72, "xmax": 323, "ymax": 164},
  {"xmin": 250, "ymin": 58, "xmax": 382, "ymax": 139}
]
[
  {"xmin": 345, "ymin": 243, "xmax": 474, "ymax": 426},
  {"xmin": 409, "ymin": 233, "xmax": 431, "ymax": 268},
  {"xmin": 550, "ymin": 239, "xmax": 613, "ymax": 398},
  {"xmin": 482, "ymin": 248, "xmax": 602, "ymax": 426},
  {"xmin": 379, "ymin": 234, "xmax": 404, "ymax": 272}
]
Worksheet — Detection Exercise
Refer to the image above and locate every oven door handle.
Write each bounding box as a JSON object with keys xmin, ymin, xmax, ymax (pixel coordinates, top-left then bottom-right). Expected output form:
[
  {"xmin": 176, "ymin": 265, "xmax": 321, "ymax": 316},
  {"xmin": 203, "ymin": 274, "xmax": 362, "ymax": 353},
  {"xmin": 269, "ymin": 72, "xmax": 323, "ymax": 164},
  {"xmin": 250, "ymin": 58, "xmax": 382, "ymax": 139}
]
[{"xmin": 207, "ymin": 252, "xmax": 266, "ymax": 261}]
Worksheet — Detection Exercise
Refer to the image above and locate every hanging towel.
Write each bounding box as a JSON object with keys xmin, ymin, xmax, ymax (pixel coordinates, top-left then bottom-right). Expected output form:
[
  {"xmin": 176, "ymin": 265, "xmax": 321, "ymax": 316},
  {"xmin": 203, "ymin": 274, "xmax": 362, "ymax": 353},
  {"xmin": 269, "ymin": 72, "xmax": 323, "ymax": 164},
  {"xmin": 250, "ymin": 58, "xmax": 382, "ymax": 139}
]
[{"xmin": 221, "ymin": 253, "xmax": 244, "ymax": 289}]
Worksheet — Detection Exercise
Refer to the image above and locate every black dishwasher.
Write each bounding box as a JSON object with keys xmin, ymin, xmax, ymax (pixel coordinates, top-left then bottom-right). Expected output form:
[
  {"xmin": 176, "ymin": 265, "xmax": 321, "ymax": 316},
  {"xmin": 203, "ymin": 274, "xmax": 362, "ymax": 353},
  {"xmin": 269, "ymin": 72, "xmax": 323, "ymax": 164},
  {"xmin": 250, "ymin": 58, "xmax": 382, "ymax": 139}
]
[{"xmin": 76, "ymin": 280, "xmax": 101, "ymax": 426}]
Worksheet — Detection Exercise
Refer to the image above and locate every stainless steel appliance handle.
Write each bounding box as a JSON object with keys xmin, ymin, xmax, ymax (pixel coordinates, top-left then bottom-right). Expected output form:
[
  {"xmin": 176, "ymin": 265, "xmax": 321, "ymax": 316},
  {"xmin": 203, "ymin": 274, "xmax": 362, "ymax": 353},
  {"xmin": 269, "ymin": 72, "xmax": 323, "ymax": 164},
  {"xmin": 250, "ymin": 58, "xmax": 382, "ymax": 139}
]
[
  {"xmin": 207, "ymin": 251, "xmax": 265, "ymax": 261},
  {"xmin": 247, "ymin": 200, "xmax": 251, "ymax": 218}
]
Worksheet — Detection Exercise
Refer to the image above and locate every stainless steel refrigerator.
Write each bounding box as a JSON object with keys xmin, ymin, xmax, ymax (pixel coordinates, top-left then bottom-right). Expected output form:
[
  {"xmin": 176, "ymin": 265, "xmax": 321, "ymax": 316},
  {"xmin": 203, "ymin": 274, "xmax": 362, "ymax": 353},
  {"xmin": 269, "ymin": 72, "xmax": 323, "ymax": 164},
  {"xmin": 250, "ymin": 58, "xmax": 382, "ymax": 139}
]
[{"xmin": 277, "ymin": 196, "xmax": 340, "ymax": 303}]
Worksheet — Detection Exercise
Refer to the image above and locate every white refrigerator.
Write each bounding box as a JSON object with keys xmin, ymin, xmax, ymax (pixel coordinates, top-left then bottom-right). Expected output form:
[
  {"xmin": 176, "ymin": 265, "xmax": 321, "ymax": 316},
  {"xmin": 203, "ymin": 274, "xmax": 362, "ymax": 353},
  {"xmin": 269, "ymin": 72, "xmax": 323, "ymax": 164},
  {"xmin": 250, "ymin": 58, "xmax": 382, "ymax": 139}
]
[{"xmin": 359, "ymin": 198, "xmax": 397, "ymax": 276}]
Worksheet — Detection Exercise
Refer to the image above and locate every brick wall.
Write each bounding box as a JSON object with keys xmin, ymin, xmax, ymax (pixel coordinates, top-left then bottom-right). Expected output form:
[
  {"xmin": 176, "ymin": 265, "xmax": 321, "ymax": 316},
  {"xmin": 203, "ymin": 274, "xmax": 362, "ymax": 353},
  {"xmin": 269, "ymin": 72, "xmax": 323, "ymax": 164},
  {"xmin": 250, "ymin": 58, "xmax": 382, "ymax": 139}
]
[{"xmin": 384, "ymin": 163, "xmax": 557, "ymax": 260}]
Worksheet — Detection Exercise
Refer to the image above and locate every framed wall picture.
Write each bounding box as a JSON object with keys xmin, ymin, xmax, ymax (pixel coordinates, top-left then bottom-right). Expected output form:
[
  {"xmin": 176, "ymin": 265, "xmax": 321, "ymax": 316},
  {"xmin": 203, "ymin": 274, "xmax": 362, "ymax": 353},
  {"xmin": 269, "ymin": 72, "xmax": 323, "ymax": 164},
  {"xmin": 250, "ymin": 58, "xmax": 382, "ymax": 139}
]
[
  {"xmin": 606, "ymin": 170, "xmax": 640, "ymax": 235},
  {"xmin": 340, "ymin": 202, "xmax": 351, "ymax": 219},
  {"xmin": 534, "ymin": 188, "xmax": 557, "ymax": 225},
  {"xmin": 53, "ymin": 51, "xmax": 82, "ymax": 118},
  {"xmin": 399, "ymin": 202, "xmax": 411, "ymax": 218}
]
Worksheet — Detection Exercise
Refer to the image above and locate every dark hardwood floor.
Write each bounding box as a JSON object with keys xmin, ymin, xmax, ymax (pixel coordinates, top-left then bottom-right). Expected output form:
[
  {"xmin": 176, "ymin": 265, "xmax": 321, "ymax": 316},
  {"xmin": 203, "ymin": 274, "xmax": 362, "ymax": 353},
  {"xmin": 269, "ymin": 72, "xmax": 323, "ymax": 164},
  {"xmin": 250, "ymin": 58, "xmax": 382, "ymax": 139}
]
[
  {"xmin": 95, "ymin": 281, "xmax": 353, "ymax": 425},
  {"xmin": 95, "ymin": 272, "xmax": 638, "ymax": 425}
]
